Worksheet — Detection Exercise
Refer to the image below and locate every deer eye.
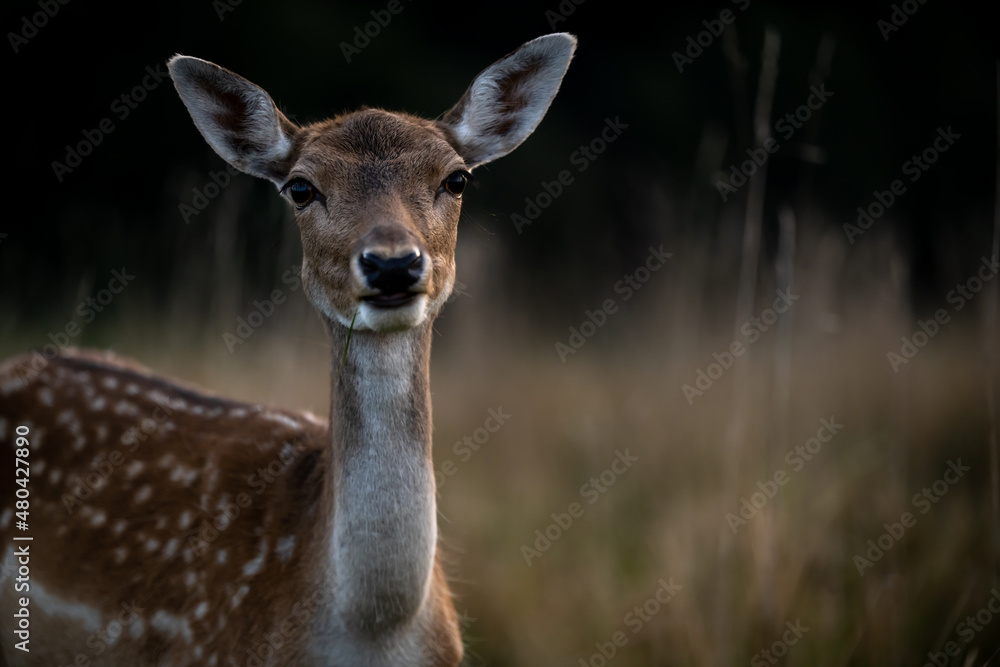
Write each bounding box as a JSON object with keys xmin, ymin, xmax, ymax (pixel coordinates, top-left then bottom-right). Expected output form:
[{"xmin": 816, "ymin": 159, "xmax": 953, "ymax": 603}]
[
  {"xmin": 442, "ymin": 171, "xmax": 469, "ymax": 198},
  {"xmin": 282, "ymin": 179, "xmax": 316, "ymax": 209}
]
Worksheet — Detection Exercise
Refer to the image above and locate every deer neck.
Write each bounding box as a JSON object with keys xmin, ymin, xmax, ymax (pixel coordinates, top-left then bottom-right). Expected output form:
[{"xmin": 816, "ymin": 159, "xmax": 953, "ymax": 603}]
[{"xmin": 322, "ymin": 318, "xmax": 437, "ymax": 634}]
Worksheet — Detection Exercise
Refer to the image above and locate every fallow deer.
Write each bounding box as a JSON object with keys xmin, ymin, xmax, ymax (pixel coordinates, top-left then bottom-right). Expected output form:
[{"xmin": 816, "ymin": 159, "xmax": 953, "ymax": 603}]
[{"xmin": 0, "ymin": 33, "xmax": 576, "ymax": 666}]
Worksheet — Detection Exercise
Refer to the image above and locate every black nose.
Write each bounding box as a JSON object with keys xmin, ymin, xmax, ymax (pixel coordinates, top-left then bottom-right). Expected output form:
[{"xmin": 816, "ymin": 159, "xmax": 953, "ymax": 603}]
[{"xmin": 359, "ymin": 251, "xmax": 423, "ymax": 294}]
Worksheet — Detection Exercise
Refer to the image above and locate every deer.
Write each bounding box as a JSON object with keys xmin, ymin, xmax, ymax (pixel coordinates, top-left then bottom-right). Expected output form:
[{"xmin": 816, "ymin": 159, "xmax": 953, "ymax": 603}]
[{"xmin": 0, "ymin": 33, "xmax": 576, "ymax": 666}]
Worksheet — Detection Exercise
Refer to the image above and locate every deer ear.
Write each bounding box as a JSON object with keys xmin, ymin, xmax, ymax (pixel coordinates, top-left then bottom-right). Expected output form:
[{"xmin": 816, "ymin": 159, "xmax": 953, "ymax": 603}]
[
  {"xmin": 167, "ymin": 55, "xmax": 299, "ymax": 185},
  {"xmin": 439, "ymin": 33, "xmax": 576, "ymax": 169}
]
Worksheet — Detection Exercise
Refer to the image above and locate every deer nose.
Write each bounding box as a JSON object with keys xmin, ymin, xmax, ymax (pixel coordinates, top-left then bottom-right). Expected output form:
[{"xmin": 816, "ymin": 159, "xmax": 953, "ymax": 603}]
[{"xmin": 358, "ymin": 251, "xmax": 424, "ymax": 294}]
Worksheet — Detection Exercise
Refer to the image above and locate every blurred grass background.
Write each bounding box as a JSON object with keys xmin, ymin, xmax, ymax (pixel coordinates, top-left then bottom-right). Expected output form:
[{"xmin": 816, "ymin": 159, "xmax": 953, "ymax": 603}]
[{"xmin": 2, "ymin": 0, "xmax": 999, "ymax": 665}]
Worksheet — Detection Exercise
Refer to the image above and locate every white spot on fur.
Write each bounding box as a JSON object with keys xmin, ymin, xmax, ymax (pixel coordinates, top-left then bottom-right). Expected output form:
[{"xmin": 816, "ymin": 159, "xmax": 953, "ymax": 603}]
[
  {"xmin": 37, "ymin": 387, "xmax": 54, "ymax": 407},
  {"xmin": 185, "ymin": 571, "xmax": 197, "ymax": 588},
  {"xmin": 162, "ymin": 538, "xmax": 179, "ymax": 559},
  {"xmin": 126, "ymin": 383, "xmax": 140, "ymax": 396},
  {"xmin": 0, "ymin": 509, "xmax": 12, "ymax": 529},
  {"xmin": 90, "ymin": 396, "xmax": 107, "ymax": 411},
  {"xmin": 1, "ymin": 376, "xmax": 26, "ymax": 396},
  {"xmin": 148, "ymin": 390, "xmax": 171, "ymax": 406},
  {"xmin": 114, "ymin": 400, "xmax": 139, "ymax": 416},
  {"xmin": 56, "ymin": 409, "xmax": 79, "ymax": 429},
  {"xmin": 275, "ymin": 535, "xmax": 296, "ymax": 562},
  {"xmin": 263, "ymin": 411, "xmax": 300, "ymax": 430},
  {"xmin": 170, "ymin": 466, "xmax": 199, "ymax": 485},
  {"xmin": 134, "ymin": 485, "xmax": 153, "ymax": 503},
  {"xmin": 217, "ymin": 549, "xmax": 227, "ymax": 564},
  {"xmin": 230, "ymin": 584, "xmax": 250, "ymax": 609},
  {"xmin": 17, "ymin": 569, "xmax": 102, "ymax": 631},
  {"xmin": 90, "ymin": 511, "xmax": 107, "ymax": 527},
  {"xmin": 178, "ymin": 511, "xmax": 193, "ymax": 530},
  {"xmin": 204, "ymin": 463, "xmax": 219, "ymax": 495},
  {"xmin": 242, "ymin": 539, "xmax": 267, "ymax": 577},
  {"xmin": 113, "ymin": 520, "xmax": 127, "ymax": 534},
  {"xmin": 125, "ymin": 461, "xmax": 144, "ymax": 479},
  {"xmin": 193, "ymin": 601, "xmax": 209, "ymax": 619},
  {"xmin": 102, "ymin": 376, "xmax": 119, "ymax": 390},
  {"xmin": 150, "ymin": 609, "xmax": 194, "ymax": 641},
  {"xmin": 30, "ymin": 428, "xmax": 45, "ymax": 450},
  {"xmin": 49, "ymin": 468, "xmax": 63, "ymax": 484},
  {"xmin": 302, "ymin": 411, "xmax": 325, "ymax": 426},
  {"xmin": 167, "ymin": 396, "xmax": 188, "ymax": 411},
  {"xmin": 114, "ymin": 547, "xmax": 128, "ymax": 564}
]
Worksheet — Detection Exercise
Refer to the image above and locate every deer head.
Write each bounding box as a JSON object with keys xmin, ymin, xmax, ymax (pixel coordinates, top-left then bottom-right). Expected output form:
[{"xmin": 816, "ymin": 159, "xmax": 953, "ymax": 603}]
[{"xmin": 168, "ymin": 34, "xmax": 576, "ymax": 333}]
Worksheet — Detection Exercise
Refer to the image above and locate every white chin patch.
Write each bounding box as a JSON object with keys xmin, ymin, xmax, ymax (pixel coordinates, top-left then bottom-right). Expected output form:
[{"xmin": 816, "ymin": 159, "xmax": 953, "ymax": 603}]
[{"xmin": 355, "ymin": 296, "xmax": 430, "ymax": 332}]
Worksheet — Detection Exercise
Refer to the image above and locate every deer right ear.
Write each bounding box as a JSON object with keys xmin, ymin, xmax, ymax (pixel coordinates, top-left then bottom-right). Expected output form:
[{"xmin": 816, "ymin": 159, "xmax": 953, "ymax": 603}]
[
  {"xmin": 167, "ymin": 55, "xmax": 299, "ymax": 186},
  {"xmin": 439, "ymin": 33, "xmax": 576, "ymax": 169}
]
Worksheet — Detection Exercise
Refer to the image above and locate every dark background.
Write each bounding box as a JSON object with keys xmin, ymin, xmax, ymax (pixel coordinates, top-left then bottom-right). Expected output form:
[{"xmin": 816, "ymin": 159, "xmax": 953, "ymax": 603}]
[
  {"xmin": 3, "ymin": 3, "xmax": 1000, "ymax": 665},
  {"xmin": 1, "ymin": 0, "xmax": 996, "ymax": 328}
]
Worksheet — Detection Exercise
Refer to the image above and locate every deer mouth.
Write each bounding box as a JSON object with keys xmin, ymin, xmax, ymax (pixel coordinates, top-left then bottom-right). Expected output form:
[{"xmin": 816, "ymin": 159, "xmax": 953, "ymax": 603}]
[{"xmin": 362, "ymin": 292, "xmax": 419, "ymax": 308}]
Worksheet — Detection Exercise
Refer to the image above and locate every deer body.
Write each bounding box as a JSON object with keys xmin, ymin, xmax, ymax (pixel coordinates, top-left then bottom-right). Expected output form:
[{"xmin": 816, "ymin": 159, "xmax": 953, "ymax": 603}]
[{"xmin": 0, "ymin": 34, "xmax": 575, "ymax": 666}]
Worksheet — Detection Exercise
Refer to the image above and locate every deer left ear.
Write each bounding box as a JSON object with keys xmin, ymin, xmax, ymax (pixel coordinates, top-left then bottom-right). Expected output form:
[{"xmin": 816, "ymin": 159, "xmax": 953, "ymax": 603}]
[
  {"xmin": 168, "ymin": 55, "xmax": 300, "ymax": 186},
  {"xmin": 439, "ymin": 33, "xmax": 576, "ymax": 169}
]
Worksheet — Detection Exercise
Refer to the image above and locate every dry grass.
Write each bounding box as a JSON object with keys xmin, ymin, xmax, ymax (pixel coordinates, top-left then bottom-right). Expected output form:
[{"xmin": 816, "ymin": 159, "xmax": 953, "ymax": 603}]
[{"xmin": 4, "ymin": 210, "xmax": 994, "ymax": 666}]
